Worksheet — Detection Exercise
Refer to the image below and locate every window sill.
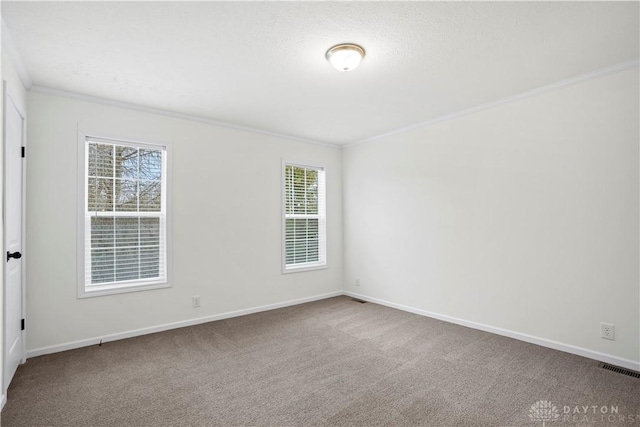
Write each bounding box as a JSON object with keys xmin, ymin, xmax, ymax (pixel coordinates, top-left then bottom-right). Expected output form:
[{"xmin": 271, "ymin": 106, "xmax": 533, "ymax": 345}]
[
  {"xmin": 78, "ymin": 280, "xmax": 170, "ymax": 298},
  {"xmin": 282, "ymin": 263, "xmax": 328, "ymax": 274}
]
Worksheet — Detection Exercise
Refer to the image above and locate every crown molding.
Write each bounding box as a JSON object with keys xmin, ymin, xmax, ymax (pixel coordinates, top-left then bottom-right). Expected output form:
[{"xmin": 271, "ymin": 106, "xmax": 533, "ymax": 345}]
[
  {"xmin": 344, "ymin": 58, "xmax": 640, "ymax": 149},
  {"xmin": 29, "ymin": 85, "xmax": 341, "ymax": 149},
  {"xmin": 1, "ymin": 19, "xmax": 33, "ymax": 89},
  {"xmin": 24, "ymin": 57, "xmax": 640, "ymax": 149}
]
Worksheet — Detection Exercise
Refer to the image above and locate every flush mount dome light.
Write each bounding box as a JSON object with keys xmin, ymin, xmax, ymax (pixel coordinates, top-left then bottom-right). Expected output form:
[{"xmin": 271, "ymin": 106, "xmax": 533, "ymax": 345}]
[{"xmin": 326, "ymin": 43, "xmax": 365, "ymax": 72}]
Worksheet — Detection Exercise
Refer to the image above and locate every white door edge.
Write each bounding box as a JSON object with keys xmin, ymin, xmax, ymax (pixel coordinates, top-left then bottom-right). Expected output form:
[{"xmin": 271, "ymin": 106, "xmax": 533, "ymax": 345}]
[{"xmin": 2, "ymin": 80, "xmax": 26, "ymax": 398}]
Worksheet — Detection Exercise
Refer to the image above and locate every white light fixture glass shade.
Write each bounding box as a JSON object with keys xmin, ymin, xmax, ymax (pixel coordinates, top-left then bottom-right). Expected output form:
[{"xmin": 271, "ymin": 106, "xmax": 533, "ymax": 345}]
[{"xmin": 326, "ymin": 44, "xmax": 365, "ymax": 72}]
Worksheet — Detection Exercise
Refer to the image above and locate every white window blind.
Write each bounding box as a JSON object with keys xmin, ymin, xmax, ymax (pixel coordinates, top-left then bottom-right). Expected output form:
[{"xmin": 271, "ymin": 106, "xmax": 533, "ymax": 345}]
[
  {"xmin": 80, "ymin": 137, "xmax": 168, "ymax": 296},
  {"xmin": 283, "ymin": 163, "xmax": 326, "ymax": 271}
]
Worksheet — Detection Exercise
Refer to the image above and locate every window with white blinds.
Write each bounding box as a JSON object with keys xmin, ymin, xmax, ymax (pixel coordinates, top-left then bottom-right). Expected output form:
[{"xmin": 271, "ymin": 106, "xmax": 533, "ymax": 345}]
[
  {"xmin": 283, "ymin": 163, "xmax": 327, "ymax": 272},
  {"xmin": 78, "ymin": 136, "xmax": 169, "ymax": 297}
]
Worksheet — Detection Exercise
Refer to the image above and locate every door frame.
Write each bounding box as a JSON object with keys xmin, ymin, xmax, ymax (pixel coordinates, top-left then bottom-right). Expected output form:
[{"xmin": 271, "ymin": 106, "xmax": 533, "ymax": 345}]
[{"xmin": 2, "ymin": 80, "xmax": 27, "ymax": 403}]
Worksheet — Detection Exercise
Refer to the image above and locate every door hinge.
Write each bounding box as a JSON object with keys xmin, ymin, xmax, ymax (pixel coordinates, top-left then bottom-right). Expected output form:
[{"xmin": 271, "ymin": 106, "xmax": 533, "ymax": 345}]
[
  {"xmin": 21, "ymin": 146, "xmax": 25, "ymax": 158},
  {"xmin": 21, "ymin": 319, "xmax": 25, "ymax": 331}
]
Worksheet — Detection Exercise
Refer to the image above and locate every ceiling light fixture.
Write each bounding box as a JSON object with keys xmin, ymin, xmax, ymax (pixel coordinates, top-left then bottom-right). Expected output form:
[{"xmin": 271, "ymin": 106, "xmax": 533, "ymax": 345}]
[{"xmin": 326, "ymin": 43, "xmax": 365, "ymax": 72}]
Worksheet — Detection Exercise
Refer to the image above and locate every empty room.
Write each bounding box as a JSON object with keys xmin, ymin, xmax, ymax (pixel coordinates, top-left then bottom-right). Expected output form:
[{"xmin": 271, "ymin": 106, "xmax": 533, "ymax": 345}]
[{"xmin": 1, "ymin": 1, "xmax": 639, "ymax": 426}]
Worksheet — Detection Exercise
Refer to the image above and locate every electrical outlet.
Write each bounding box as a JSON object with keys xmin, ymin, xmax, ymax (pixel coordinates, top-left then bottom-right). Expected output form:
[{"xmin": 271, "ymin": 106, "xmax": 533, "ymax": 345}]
[
  {"xmin": 192, "ymin": 295, "xmax": 201, "ymax": 308},
  {"xmin": 355, "ymin": 278, "xmax": 360, "ymax": 287},
  {"xmin": 601, "ymin": 323, "xmax": 614, "ymax": 340}
]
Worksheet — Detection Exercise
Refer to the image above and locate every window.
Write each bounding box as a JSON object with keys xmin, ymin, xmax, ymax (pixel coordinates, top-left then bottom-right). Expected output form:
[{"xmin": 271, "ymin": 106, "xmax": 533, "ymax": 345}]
[
  {"xmin": 78, "ymin": 135, "xmax": 169, "ymax": 297},
  {"xmin": 283, "ymin": 162, "xmax": 326, "ymax": 272}
]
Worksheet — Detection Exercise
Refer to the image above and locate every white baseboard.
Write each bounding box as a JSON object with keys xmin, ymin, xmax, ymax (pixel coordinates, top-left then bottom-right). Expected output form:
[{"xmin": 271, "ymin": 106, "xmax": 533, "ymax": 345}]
[
  {"xmin": 26, "ymin": 291, "xmax": 343, "ymax": 359},
  {"xmin": 344, "ymin": 291, "xmax": 640, "ymax": 372},
  {"xmin": 1, "ymin": 391, "xmax": 6, "ymax": 410},
  {"xmin": 26, "ymin": 289, "xmax": 640, "ymax": 373}
]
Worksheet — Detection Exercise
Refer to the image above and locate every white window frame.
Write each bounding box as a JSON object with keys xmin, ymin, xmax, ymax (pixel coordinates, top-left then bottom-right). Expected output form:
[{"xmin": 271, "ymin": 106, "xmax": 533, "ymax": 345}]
[
  {"xmin": 281, "ymin": 160, "xmax": 327, "ymax": 273},
  {"xmin": 77, "ymin": 131, "xmax": 172, "ymax": 298}
]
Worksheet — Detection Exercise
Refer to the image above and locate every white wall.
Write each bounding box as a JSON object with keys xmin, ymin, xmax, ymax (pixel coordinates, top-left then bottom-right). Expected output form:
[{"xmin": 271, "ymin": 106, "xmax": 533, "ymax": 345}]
[
  {"xmin": 26, "ymin": 90, "xmax": 342, "ymax": 353},
  {"xmin": 2, "ymin": 53, "xmax": 27, "ymax": 112},
  {"xmin": 19, "ymin": 62, "xmax": 640, "ymax": 369},
  {"xmin": 343, "ymin": 68, "xmax": 640, "ymax": 365}
]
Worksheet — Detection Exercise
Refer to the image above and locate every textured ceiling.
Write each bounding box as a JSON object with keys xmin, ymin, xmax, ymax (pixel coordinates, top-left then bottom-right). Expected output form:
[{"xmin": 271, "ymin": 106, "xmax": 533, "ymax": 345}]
[{"xmin": 2, "ymin": 1, "xmax": 639, "ymax": 145}]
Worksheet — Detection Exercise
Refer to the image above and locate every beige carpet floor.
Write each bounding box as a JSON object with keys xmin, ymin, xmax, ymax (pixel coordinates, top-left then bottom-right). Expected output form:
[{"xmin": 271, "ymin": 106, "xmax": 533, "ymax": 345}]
[{"xmin": 1, "ymin": 296, "xmax": 639, "ymax": 426}]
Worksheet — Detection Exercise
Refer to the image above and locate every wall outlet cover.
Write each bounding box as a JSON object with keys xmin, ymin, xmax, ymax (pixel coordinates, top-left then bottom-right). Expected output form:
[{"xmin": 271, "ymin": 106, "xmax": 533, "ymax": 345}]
[{"xmin": 601, "ymin": 323, "xmax": 615, "ymax": 340}]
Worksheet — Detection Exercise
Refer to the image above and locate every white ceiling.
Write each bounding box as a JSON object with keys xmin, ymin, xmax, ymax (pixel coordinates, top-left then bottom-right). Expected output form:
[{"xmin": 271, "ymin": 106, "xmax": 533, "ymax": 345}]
[{"xmin": 2, "ymin": 1, "xmax": 639, "ymax": 145}]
